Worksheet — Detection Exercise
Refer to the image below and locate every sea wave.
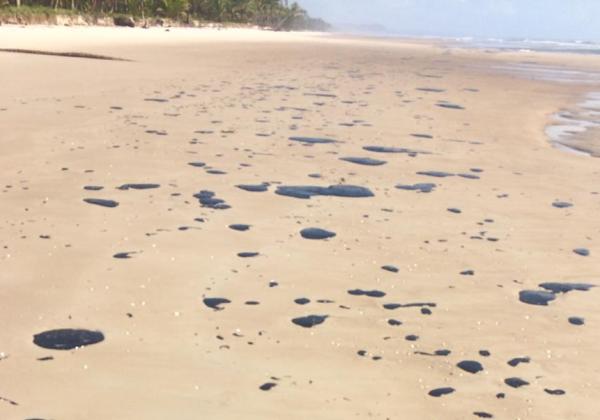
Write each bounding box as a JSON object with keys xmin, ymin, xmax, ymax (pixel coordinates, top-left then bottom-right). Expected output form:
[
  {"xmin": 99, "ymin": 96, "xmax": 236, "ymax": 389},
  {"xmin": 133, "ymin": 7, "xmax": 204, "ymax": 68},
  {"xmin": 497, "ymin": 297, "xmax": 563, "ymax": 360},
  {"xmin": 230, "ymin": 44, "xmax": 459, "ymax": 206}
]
[{"xmin": 447, "ymin": 37, "xmax": 600, "ymax": 55}]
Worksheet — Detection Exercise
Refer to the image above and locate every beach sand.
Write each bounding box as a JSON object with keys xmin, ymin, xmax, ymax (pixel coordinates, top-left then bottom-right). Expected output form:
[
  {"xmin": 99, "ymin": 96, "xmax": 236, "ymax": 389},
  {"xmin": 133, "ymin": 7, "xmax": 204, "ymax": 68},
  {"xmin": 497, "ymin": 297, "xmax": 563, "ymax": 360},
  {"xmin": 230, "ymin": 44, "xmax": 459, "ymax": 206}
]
[{"xmin": 1, "ymin": 26, "xmax": 599, "ymax": 419}]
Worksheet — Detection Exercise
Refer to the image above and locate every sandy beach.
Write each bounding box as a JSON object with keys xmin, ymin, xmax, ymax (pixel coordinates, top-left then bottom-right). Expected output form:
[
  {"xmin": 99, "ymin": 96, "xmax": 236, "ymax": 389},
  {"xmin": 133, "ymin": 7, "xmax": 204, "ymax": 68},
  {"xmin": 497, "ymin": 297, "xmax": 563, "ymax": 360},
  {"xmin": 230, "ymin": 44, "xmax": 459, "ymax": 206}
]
[{"xmin": 1, "ymin": 25, "xmax": 599, "ymax": 419}]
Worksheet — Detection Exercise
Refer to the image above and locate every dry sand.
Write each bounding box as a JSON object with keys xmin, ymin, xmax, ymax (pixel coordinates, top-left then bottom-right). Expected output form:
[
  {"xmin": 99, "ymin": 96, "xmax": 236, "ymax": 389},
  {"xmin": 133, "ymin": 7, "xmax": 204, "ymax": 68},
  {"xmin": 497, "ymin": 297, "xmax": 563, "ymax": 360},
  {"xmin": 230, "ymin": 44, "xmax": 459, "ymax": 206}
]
[{"xmin": 1, "ymin": 25, "xmax": 599, "ymax": 419}]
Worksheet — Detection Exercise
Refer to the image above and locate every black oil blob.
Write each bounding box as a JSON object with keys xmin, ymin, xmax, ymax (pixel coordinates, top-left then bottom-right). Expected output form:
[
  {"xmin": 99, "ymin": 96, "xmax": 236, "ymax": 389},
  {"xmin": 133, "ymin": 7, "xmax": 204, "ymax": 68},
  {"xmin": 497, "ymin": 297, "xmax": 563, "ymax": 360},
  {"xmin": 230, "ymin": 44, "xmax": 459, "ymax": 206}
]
[
  {"xmin": 348, "ymin": 289, "xmax": 386, "ymax": 298},
  {"xmin": 417, "ymin": 170, "xmax": 454, "ymax": 178},
  {"xmin": 275, "ymin": 185, "xmax": 374, "ymax": 199},
  {"xmin": 447, "ymin": 208, "xmax": 462, "ymax": 214},
  {"xmin": 417, "ymin": 87, "xmax": 446, "ymax": 93},
  {"xmin": 363, "ymin": 145, "xmax": 425, "ymax": 155},
  {"xmin": 552, "ymin": 201, "xmax": 573, "ymax": 208},
  {"xmin": 405, "ymin": 334, "xmax": 419, "ymax": 341},
  {"xmin": 437, "ymin": 102, "xmax": 465, "ymax": 110},
  {"xmin": 259, "ymin": 382, "xmax": 277, "ymax": 391},
  {"xmin": 458, "ymin": 173, "xmax": 480, "ymax": 179},
  {"xmin": 545, "ymin": 388, "xmax": 566, "ymax": 395},
  {"xmin": 507, "ymin": 357, "xmax": 530, "ymax": 367},
  {"xmin": 206, "ymin": 169, "xmax": 227, "ymax": 175},
  {"xmin": 193, "ymin": 190, "xmax": 230, "ymax": 210},
  {"xmin": 113, "ymin": 252, "xmax": 133, "ymax": 259},
  {"xmin": 518, "ymin": 290, "xmax": 556, "ymax": 306},
  {"xmin": 300, "ymin": 228, "xmax": 336, "ymax": 240},
  {"xmin": 473, "ymin": 412, "xmax": 493, "ymax": 419},
  {"xmin": 83, "ymin": 198, "xmax": 119, "ymax": 208},
  {"xmin": 396, "ymin": 183, "xmax": 436, "ymax": 193},
  {"xmin": 383, "ymin": 302, "xmax": 436, "ymax": 310},
  {"xmin": 388, "ymin": 319, "xmax": 402, "ymax": 326},
  {"xmin": 236, "ymin": 183, "xmax": 269, "ymax": 192},
  {"xmin": 188, "ymin": 161, "xmax": 206, "ymax": 168},
  {"xmin": 460, "ymin": 270, "xmax": 475, "ymax": 276},
  {"xmin": 289, "ymin": 136, "xmax": 337, "ymax": 144},
  {"xmin": 83, "ymin": 185, "xmax": 104, "ymax": 191},
  {"xmin": 457, "ymin": 360, "xmax": 484, "ymax": 374},
  {"xmin": 568, "ymin": 316, "xmax": 585, "ymax": 326},
  {"xmin": 117, "ymin": 183, "xmax": 160, "ymax": 190},
  {"xmin": 33, "ymin": 329, "xmax": 104, "ymax": 350},
  {"xmin": 291, "ymin": 315, "xmax": 328, "ymax": 328},
  {"xmin": 304, "ymin": 92, "xmax": 337, "ymax": 98},
  {"xmin": 340, "ymin": 157, "xmax": 387, "ymax": 166},
  {"xmin": 411, "ymin": 133, "xmax": 433, "ymax": 139},
  {"xmin": 504, "ymin": 377, "xmax": 529, "ymax": 388},
  {"xmin": 229, "ymin": 224, "xmax": 251, "ymax": 232},
  {"xmin": 539, "ymin": 282, "xmax": 595, "ymax": 293},
  {"xmin": 573, "ymin": 248, "xmax": 590, "ymax": 257},
  {"xmin": 294, "ymin": 298, "xmax": 311, "ymax": 305},
  {"xmin": 0, "ymin": 48, "xmax": 128, "ymax": 61},
  {"xmin": 238, "ymin": 252, "xmax": 259, "ymax": 258},
  {"xmin": 203, "ymin": 298, "xmax": 231, "ymax": 311},
  {"xmin": 381, "ymin": 265, "xmax": 399, "ymax": 273},
  {"xmin": 145, "ymin": 129, "xmax": 167, "ymax": 136},
  {"xmin": 415, "ymin": 349, "xmax": 451, "ymax": 356},
  {"xmin": 429, "ymin": 387, "xmax": 455, "ymax": 397},
  {"xmin": 479, "ymin": 350, "xmax": 491, "ymax": 357}
]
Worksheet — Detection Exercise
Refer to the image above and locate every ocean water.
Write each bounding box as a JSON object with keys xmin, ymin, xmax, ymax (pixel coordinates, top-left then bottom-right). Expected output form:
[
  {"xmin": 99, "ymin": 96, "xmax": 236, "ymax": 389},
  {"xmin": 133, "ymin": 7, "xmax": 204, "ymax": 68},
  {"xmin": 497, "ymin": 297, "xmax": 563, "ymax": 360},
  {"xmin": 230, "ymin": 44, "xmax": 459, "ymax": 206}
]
[
  {"xmin": 448, "ymin": 37, "xmax": 600, "ymax": 55},
  {"xmin": 488, "ymin": 63, "xmax": 600, "ymax": 84}
]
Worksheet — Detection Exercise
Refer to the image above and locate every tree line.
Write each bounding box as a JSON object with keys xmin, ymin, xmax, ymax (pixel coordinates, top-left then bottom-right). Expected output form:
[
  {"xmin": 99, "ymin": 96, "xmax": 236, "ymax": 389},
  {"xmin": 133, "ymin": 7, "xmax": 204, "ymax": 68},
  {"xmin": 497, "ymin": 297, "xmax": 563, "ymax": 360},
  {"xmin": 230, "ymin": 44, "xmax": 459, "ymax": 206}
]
[{"xmin": 1, "ymin": 0, "xmax": 329, "ymax": 30}]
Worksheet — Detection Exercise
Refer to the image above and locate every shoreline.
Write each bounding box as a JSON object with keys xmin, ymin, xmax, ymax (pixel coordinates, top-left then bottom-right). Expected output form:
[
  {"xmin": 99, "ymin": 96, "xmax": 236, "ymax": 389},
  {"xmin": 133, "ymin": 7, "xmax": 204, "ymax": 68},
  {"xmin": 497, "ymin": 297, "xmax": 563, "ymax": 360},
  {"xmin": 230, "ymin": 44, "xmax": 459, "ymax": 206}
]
[{"xmin": 545, "ymin": 91, "xmax": 600, "ymax": 157}]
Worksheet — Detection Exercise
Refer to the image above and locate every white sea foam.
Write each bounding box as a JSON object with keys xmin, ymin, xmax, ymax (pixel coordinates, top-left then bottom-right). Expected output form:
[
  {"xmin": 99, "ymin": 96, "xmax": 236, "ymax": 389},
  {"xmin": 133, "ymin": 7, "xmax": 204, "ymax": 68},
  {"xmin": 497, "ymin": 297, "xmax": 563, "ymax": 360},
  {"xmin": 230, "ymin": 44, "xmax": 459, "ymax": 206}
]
[
  {"xmin": 445, "ymin": 37, "xmax": 600, "ymax": 55},
  {"xmin": 545, "ymin": 92, "xmax": 600, "ymax": 157},
  {"xmin": 490, "ymin": 63, "xmax": 600, "ymax": 84}
]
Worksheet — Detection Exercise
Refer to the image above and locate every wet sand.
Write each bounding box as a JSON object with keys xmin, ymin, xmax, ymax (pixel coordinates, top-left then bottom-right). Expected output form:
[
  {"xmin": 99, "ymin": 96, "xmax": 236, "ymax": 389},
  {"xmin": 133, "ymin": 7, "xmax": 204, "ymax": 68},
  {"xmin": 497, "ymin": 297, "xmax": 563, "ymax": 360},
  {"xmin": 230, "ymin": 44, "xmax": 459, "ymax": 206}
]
[{"xmin": 1, "ymin": 26, "xmax": 600, "ymax": 420}]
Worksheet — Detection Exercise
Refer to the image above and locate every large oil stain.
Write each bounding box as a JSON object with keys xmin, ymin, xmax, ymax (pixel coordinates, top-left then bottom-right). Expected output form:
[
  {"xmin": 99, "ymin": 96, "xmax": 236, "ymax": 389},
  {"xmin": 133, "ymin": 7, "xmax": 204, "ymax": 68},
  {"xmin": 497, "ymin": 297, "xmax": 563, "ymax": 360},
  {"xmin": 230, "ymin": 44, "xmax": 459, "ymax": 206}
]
[
  {"xmin": 83, "ymin": 198, "xmax": 119, "ymax": 208},
  {"xmin": 292, "ymin": 315, "xmax": 328, "ymax": 328},
  {"xmin": 275, "ymin": 185, "xmax": 374, "ymax": 199},
  {"xmin": 340, "ymin": 157, "xmax": 387, "ymax": 166},
  {"xmin": 289, "ymin": 136, "xmax": 338, "ymax": 144},
  {"xmin": 33, "ymin": 329, "xmax": 105, "ymax": 350},
  {"xmin": 203, "ymin": 298, "xmax": 231, "ymax": 311},
  {"xmin": 300, "ymin": 228, "xmax": 336, "ymax": 240},
  {"xmin": 193, "ymin": 190, "xmax": 231, "ymax": 210}
]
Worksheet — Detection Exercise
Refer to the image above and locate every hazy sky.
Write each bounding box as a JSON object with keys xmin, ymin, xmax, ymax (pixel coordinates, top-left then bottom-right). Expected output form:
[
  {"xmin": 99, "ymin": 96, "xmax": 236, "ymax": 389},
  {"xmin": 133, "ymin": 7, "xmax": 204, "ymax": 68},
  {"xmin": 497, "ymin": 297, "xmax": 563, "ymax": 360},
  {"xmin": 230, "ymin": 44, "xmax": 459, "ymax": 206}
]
[{"xmin": 297, "ymin": 0, "xmax": 600, "ymax": 40}]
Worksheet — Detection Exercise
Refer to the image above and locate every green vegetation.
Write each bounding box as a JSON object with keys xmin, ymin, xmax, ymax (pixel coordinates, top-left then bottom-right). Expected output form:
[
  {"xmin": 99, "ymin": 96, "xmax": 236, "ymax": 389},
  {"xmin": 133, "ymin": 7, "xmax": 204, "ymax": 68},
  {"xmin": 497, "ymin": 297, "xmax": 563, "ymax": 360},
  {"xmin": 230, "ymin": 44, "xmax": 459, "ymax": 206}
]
[
  {"xmin": 0, "ymin": 0, "xmax": 329, "ymax": 30},
  {"xmin": 0, "ymin": 5, "xmax": 74, "ymax": 16}
]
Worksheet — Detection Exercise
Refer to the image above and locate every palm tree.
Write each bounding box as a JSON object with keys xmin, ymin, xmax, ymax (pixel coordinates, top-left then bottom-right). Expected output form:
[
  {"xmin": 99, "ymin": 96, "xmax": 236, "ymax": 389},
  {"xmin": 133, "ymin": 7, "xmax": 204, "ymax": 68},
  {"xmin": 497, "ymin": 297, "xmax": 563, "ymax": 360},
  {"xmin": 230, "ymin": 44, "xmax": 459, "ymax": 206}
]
[{"xmin": 274, "ymin": 1, "xmax": 304, "ymax": 30}]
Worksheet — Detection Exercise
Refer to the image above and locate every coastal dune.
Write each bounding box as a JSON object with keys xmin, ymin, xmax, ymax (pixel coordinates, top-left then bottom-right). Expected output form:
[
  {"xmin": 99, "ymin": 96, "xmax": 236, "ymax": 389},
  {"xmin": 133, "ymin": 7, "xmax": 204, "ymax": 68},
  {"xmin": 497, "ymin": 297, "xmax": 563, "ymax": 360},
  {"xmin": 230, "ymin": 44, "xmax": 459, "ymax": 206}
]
[{"xmin": 0, "ymin": 26, "xmax": 599, "ymax": 419}]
